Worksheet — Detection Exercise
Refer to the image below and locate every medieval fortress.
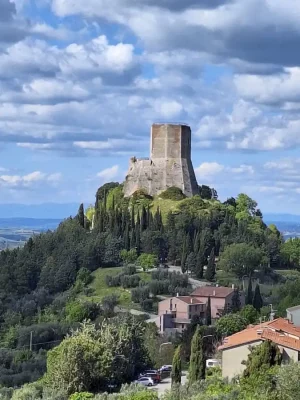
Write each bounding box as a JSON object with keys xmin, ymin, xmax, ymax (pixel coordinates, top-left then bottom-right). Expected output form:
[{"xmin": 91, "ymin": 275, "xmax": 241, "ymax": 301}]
[{"xmin": 123, "ymin": 123, "xmax": 199, "ymax": 198}]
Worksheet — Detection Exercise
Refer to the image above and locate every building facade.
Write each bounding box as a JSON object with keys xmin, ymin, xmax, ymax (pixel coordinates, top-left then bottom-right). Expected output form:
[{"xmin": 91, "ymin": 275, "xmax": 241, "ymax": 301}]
[
  {"xmin": 219, "ymin": 318, "xmax": 300, "ymax": 380},
  {"xmin": 157, "ymin": 296, "xmax": 206, "ymax": 334}
]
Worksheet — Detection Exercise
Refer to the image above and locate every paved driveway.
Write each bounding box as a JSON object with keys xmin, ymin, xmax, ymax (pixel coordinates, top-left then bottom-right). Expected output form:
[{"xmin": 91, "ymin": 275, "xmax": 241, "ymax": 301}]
[{"xmin": 149, "ymin": 372, "xmax": 188, "ymax": 397}]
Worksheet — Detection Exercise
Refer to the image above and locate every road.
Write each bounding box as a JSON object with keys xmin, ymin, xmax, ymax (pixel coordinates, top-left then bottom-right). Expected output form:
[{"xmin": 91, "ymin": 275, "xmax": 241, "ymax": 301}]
[
  {"xmin": 167, "ymin": 266, "xmax": 209, "ymax": 288},
  {"xmin": 149, "ymin": 372, "xmax": 188, "ymax": 397}
]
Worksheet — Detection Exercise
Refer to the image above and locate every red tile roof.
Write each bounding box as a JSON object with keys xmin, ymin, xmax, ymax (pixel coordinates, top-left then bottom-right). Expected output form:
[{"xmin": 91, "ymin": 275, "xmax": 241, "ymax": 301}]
[
  {"xmin": 268, "ymin": 318, "xmax": 300, "ymax": 337},
  {"xmin": 262, "ymin": 330, "xmax": 300, "ymax": 351},
  {"xmin": 219, "ymin": 318, "xmax": 300, "ymax": 352},
  {"xmin": 176, "ymin": 296, "xmax": 204, "ymax": 305},
  {"xmin": 191, "ymin": 286, "xmax": 234, "ymax": 298}
]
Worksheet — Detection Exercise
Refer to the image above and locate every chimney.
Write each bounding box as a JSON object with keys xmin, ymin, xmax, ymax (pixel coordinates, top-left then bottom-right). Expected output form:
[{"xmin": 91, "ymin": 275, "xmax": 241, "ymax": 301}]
[
  {"xmin": 257, "ymin": 329, "xmax": 263, "ymax": 335},
  {"xmin": 232, "ymin": 284, "xmax": 235, "ymax": 289},
  {"xmin": 213, "ymin": 290, "xmax": 216, "ymax": 296},
  {"xmin": 216, "ymin": 284, "xmax": 219, "ymax": 287},
  {"xmin": 190, "ymin": 298, "xmax": 193, "ymax": 304},
  {"xmin": 176, "ymin": 293, "xmax": 179, "ymax": 297}
]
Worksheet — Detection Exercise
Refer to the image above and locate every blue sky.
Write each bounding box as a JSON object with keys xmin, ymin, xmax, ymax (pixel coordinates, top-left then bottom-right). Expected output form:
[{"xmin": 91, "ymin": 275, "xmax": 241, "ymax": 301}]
[{"xmin": 2, "ymin": 0, "xmax": 300, "ymax": 214}]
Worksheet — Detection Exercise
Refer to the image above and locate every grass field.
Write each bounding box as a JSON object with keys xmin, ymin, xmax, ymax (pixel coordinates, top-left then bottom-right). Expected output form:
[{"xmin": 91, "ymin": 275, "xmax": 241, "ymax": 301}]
[{"xmin": 81, "ymin": 267, "xmax": 151, "ymax": 308}]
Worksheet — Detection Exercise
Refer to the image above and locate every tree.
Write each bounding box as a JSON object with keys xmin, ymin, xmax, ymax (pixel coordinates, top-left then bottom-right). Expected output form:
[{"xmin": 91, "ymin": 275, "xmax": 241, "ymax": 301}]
[
  {"xmin": 253, "ymin": 284, "xmax": 263, "ymax": 312},
  {"xmin": 199, "ymin": 185, "xmax": 212, "ymax": 200},
  {"xmin": 120, "ymin": 249, "xmax": 138, "ymax": 265},
  {"xmin": 246, "ymin": 277, "xmax": 253, "ymax": 305},
  {"xmin": 240, "ymin": 305, "xmax": 259, "ymax": 324},
  {"xmin": 189, "ymin": 325, "xmax": 206, "ymax": 383},
  {"xmin": 137, "ymin": 254, "xmax": 157, "ymax": 272},
  {"xmin": 185, "ymin": 252, "xmax": 196, "ymax": 274},
  {"xmin": 218, "ymin": 243, "xmax": 266, "ymax": 278},
  {"xmin": 231, "ymin": 288, "xmax": 241, "ymax": 313},
  {"xmin": 205, "ymin": 248, "xmax": 215, "ymax": 281},
  {"xmin": 216, "ymin": 314, "xmax": 248, "ymax": 337},
  {"xmin": 206, "ymin": 297, "xmax": 211, "ymax": 326},
  {"xmin": 77, "ymin": 204, "xmax": 85, "ymax": 228},
  {"xmin": 171, "ymin": 345, "xmax": 182, "ymax": 385},
  {"xmin": 243, "ymin": 340, "xmax": 282, "ymax": 378}
]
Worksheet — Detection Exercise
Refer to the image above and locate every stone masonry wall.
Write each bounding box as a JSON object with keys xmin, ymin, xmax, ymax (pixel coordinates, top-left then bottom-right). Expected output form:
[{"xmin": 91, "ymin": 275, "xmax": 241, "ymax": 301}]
[{"xmin": 123, "ymin": 124, "xmax": 199, "ymax": 198}]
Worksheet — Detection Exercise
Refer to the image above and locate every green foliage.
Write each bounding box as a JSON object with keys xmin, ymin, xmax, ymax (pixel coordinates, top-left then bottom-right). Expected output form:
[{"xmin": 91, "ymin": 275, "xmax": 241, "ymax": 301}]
[
  {"xmin": 206, "ymin": 296, "xmax": 211, "ymax": 326},
  {"xmin": 137, "ymin": 254, "xmax": 157, "ymax": 272},
  {"xmin": 239, "ymin": 305, "xmax": 259, "ymax": 324},
  {"xmin": 205, "ymin": 248, "xmax": 215, "ymax": 281},
  {"xmin": 69, "ymin": 392, "xmax": 94, "ymax": 400},
  {"xmin": 77, "ymin": 268, "xmax": 92, "ymax": 286},
  {"xmin": 65, "ymin": 300, "xmax": 99, "ymax": 323},
  {"xmin": 281, "ymin": 237, "xmax": 300, "ymax": 269},
  {"xmin": 243, "ymin": 340, "xmax": 282, "ymax": 378},
  {"xmin": 218, "ymin": 243, "xmax": 267, "ymax": 278},
  {"xmin": 252, "ymin": 284, "xmax": 263, "ymax": 312},
  {"xmin": 215, "ymin": 313, "xmax": 248, "ymax": 337},
  {"xmin": 46, "ymin": 316, "xmax": 150, "ymax": 396},
  {"xmin": 120, "ymin": 249, "xmax": 138, "ymax": 265},
  {"xmin": 189, "ymin": 326, "xmax": 206, "ymax": 383},
  {"xmin": 159, "ymin": 187, "xmax": 186, "ymax": 201},
  {"xmin": 246, "ymin": 278, "xmax": 253, "ymax": 305},
  {"xmin": 171, "ymin": 345, "xmax": 182, "ymax": 385}
]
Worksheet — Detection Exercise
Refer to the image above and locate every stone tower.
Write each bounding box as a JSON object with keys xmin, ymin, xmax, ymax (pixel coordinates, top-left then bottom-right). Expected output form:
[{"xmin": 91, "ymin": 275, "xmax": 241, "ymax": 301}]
[{"xmin": 123, "ymin": 123, "xmax": 199, "ymax": 198}]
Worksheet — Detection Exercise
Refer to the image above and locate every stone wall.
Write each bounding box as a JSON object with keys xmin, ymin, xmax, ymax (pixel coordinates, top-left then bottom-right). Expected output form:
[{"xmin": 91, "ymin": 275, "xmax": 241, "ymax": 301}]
[{"xmin": 123, "ymin": 124, "xmax": 199, "ymax": 198}]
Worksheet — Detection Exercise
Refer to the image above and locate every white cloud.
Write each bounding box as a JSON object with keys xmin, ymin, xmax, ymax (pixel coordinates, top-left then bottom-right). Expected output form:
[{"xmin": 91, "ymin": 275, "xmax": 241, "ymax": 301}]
[
  {"xmin": 97, "ymin": 165, "xmax": 120, "ymax": 181},
  {"xmin": 0, "ymin": 171, "xmax": 62, "ymax": 187}
]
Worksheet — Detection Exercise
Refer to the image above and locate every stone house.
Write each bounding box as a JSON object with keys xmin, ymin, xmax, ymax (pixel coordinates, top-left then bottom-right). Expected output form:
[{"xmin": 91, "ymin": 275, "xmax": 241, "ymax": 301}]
[{"xmin": 219, "ymin": 318, "xmax": 300, "ymax": 380}]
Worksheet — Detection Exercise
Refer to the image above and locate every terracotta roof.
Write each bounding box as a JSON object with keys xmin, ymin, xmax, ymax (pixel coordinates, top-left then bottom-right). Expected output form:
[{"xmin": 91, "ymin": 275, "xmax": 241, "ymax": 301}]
[
  {"xmin": 219, "ymin": 318, "xmax": 300, "ymax": 351},
  {"xmin": 218, "ymin": 325, "xmax": 264, "ymax": 350},
  {"xmin": 262, "ymin": 330, "xmax": 300, "ymax": 351},
  {"xmin": 191, "ymin": 286, "xmax": 235, "ymax": 298},
  {"xmin": 176, "ymin": 296, "xmax": 204, "ymax": 305},
  {"xmin": 268, "ymin": 318, "xmax": 300, "ymax": 338}
]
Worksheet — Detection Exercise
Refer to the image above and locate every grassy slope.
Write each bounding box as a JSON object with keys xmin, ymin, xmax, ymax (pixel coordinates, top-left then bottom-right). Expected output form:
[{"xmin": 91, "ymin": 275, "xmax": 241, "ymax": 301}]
[{"xmin": 81, "ymin": 267, "xmax": 151, "ymax": 309}]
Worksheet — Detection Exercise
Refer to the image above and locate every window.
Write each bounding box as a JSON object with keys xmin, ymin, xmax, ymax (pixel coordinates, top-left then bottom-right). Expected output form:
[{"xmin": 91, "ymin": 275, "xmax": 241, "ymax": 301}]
[
  {"xmin": 189, "ymin": 314, "xmax": 192, "ymax": 319},
  {"xmin": 182, "ymin": 324, "xmax": 185, "ymax": 329}
]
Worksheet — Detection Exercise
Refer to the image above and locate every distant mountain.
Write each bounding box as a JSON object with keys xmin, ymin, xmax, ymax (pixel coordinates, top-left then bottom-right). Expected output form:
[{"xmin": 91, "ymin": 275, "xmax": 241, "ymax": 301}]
[{"xmin": 0, "ymin": 203, "xmax": 79, "ymax": 219}]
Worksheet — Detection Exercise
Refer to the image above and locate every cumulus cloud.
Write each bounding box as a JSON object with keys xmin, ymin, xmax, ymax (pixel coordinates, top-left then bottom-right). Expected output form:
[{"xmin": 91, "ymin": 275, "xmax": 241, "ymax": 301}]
[
  {"xmin": 97, "ymin": 165, "xmax": 120, "ymax": 181},
  {"xmin": 0, "ymin": 170, "xmax": 62, "ymax": 188}
]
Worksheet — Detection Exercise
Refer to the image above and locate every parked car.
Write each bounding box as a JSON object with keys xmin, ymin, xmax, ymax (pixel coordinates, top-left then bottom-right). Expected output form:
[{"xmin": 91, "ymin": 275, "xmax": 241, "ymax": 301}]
[
  {"xmin": 160, "ymin": 365, "xmax": 172, "ymax": 373},
  {"xmin": 134, "ymin": 377, "xmax": 155, "ymax": 387},
  {"xmin": 140, "ymin": 370, "xmax": 161, "ymax": 383}
]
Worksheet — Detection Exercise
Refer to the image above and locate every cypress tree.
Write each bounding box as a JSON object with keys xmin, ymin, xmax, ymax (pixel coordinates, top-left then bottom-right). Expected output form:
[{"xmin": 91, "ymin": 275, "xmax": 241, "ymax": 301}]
[
  {"xmin": 135, "ymin": 211, "xmax": 141, "ymax": 255},
  {"xmin": 253, "ymin": 284, "xmax": 263, "ymax": 312},
  {"xmin": 171, "ymin": 345, "xmax": 182, "ymax": 385},
  {"xmin": 186, "ymin": 233, "xmax": 193, "ymax": 254},
  {"xmin": 181, "ymin": 237, "xmax": 187, "ymax": 273},
  {"xmin": 124, "ymin": 223, "xmax": 130, "ymax": 251},
  {"xmin": 231, "ymin": 288, "xmax": 241, "ymax": 313},
  {"xmin": 131, "ymin": 205, "xmax": 135, "ymax": 230},
  {"xmin": 141, "ymin": 206, "xmax": 147, "ymax": 231},
  {"xmin": 189, "ymin": 325, "xmax": 206, "ymax": 383},
  {"xmin": 205, "ymin": 248, "xmax": 215, "ymax": 281},
  {"xmin": 77, "ymin": 203, "xmax": 85, "ymax": 228},
  {"xmin": 195, "ymin": 252, "xmax": 204, "ymax": 279},
  {"xmin": 194, "ymin": 231, "xmax": 200, "ymax": 254},
  {"xmin": 206, "ymin": 296, "xmax": 212, "ymax": 326},
  {"xmin": 246, "ymin": 277, "xmax": 253, "ymax": 305},
  {"xmin": 130, "ymin": 223, "xmax": 136, "ymax": 249}
]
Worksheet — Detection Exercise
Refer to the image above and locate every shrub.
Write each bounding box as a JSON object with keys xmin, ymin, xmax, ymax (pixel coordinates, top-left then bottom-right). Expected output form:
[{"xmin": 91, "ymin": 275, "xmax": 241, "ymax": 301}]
[{"xmin": 159, "ymin": 187, "xmax": 186, "ymax": 201}]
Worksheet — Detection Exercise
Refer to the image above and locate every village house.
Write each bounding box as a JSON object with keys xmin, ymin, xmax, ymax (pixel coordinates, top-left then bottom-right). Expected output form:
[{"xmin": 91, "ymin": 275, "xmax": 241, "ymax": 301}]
[
  {"xmin": 190, "ymin": 285, "xmax": 245, "ymax": 321},
  {"xmin": 219, "ymin": 318, "xmax": 300, "ymax": 380},
  {"xmin": 155, "ymin": 285, "xmax": 244, "ymax": 334},
  {"xmin": 157, "ymin": 296, "xmax": 206, "ymax": 334}
]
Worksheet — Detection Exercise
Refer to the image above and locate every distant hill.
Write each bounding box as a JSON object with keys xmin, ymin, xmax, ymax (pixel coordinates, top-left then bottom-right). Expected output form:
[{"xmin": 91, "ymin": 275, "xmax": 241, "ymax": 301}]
[{"xmin": 0, "ymin": 218, "xmax": 62, "ymax": 230}]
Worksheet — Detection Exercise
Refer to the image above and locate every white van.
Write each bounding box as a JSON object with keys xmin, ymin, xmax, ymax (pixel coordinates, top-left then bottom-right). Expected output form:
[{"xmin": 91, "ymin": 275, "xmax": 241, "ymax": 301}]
[{"xmin": 206, "ymin": 359, "xmax": 221, "ymax": 368}]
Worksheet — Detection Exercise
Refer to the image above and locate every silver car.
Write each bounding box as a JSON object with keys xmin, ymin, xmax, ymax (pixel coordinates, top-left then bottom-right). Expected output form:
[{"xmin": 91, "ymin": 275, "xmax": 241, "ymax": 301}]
[{"xmin": 134, "ymin": 377, "xmax": 155, "ymax": 387}]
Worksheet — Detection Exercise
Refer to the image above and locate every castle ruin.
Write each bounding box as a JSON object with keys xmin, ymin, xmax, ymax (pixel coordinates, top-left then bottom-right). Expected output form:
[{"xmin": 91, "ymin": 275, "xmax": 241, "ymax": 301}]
[{"xmin": 123, "ymin": 123, "xmax": 199, "ymax": 198}]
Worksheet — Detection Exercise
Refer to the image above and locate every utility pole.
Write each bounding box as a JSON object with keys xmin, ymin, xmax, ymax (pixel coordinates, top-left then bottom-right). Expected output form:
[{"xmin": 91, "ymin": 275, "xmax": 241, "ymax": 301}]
[{"xmin": 30, "ymin": 331, "xmax": 33, "ymax": 351}]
